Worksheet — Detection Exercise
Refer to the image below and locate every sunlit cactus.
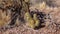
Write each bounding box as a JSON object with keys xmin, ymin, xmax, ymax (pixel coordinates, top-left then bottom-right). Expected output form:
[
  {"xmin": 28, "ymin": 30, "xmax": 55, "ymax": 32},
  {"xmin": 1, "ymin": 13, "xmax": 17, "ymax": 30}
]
[
  {"xmin": 33, "ymin": 14, "xmax": 40, "ymax": 27},
  {"xmin": 24, "ymin": 12, "xmax": 32, "ymax": 21},
  {"xmin": 24, "ymin": 12, "xmax": 40, "ymax": 29},
  {"xmin": 24, "ymin": 12, "xmax": 35, "ymax": 28},
  {"xmin": 28, "ymin": 19, "xmax": 35, "ymax": 28}
]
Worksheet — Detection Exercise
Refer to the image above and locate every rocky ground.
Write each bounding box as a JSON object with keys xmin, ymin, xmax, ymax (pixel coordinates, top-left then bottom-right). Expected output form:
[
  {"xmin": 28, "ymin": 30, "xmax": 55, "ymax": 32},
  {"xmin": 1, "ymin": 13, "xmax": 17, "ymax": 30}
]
[{"xmin": 0, "ymin": 0, "xmax": 60, "ymax": 34}]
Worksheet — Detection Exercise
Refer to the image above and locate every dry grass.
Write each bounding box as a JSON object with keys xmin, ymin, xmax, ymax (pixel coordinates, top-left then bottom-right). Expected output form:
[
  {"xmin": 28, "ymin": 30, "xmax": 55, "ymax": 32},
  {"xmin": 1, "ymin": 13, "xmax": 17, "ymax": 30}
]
[{"xmin": 0, "ymin": 10, "xmax": 11, "ymax": 27}]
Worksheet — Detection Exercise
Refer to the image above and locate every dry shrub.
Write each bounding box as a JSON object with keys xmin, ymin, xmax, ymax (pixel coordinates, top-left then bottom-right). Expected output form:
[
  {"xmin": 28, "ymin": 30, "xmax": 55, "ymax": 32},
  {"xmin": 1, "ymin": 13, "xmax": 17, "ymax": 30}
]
[{"xmin": 0, "ymin": 10, "xmax": 11, "ymax": 27}]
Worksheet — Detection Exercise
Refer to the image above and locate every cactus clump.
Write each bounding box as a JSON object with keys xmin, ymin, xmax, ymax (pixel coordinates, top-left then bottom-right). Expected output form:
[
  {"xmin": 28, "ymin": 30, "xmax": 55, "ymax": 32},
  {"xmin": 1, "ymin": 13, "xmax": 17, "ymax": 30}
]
[{"xmin": 24, "ymin": 12, "xmax": 40, "ymax": 29}]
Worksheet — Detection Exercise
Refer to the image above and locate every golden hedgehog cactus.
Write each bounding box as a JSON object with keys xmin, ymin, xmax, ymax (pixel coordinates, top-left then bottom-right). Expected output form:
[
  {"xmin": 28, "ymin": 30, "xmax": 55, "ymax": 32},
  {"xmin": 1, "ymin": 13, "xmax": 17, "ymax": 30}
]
[
  {"xmin": 24, "ymin": 12, "xmax": 32, "ymax": 21},
  {"xmin": 24, "ymin": 12, "xmax": 40, "ymax": 29},
  {"xmin": 33, "ymin": 14, "xmax": 40, "ymax": 27},
  {"xmin": 24, "ymin": 12, "xmax": 35, "ymax": 28}
]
